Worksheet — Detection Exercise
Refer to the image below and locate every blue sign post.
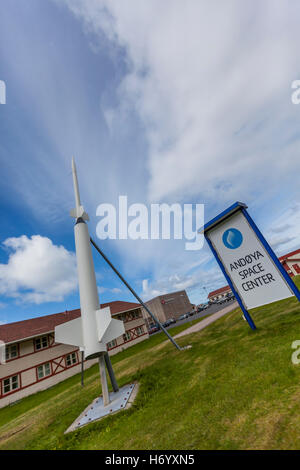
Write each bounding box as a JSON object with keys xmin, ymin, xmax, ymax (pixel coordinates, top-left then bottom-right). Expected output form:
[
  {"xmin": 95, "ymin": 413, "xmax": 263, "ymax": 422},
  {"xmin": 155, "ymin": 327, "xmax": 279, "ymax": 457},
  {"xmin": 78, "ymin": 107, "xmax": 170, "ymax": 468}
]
[{"xmin": 202, "ymin": 202, "xmax": 300, "ymax": 331}]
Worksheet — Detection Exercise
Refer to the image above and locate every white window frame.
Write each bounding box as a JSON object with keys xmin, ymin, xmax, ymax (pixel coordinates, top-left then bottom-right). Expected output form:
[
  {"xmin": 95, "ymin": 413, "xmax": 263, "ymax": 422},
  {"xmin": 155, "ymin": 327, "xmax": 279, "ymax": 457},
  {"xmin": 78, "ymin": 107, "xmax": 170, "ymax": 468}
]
[
  {"xmin": 136, "ymin": 326, "xmax": 144, "ymax": 336},
  {"xmin": 107, "ymin": 339, "xmax": 117, "ymax": 350},
  {"xmin": 2, "ymin": 374, "xmax": 20, "ymax": 395},
  {"xmin": 35, "ymin": 335, "xmax": 49, "ymax": 351},
  {"xmin": 5, "ymin": 344, "xmax": 19, "ymax": 361},
  {"xmin": 37, "ymin": 362, "xmax": 51, "ymax": 380},
  {"xmin": 123, "ymin": 331, "xmax": 131, "ymax": 342},
  {"xmin": 66, "ymin": 352, "xmax": 78, "ymax": 367}
]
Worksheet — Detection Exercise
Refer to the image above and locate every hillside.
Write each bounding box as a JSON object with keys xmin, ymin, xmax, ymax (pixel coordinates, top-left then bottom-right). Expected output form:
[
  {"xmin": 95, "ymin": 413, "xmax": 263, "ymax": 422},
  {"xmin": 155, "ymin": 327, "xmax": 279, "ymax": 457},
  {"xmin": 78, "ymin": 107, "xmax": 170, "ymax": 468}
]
[{"xmin": 0, "ymin": 276, "xmax": 300, "ymax": 450}]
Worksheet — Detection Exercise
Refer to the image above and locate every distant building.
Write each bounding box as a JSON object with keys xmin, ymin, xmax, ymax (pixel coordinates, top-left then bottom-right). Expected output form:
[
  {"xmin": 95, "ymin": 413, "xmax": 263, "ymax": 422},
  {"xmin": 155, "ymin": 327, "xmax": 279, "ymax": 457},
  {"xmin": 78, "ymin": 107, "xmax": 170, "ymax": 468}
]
[
  {"xmin": 278, "ymin": 248, "xmax": 300, "ymax": 277},
  {"xmin": 143, "ymin": 290, "xmax": 192, "ymax": 326},
  {"xmin": 0, "ymin": 301, "xmax": 148, "ymax": 409},
  {"xmin": 208, "ymin": 285, "xmax": 232, "ymax": 302}
]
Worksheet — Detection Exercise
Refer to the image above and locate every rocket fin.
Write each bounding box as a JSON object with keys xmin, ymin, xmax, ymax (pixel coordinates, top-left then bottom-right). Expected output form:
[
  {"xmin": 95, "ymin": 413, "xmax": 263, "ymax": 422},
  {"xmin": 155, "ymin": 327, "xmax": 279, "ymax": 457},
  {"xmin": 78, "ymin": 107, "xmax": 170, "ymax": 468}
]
[
  {"xmin": 55, "ymin": 317, "xmax": 84, "ymax": 348},
  {"xmin": 101, "ymin": 318, "xmax": 125, "ymax": 345},
  {"xmin": 70, "ymin": 206, "xmax": 89, "ymax": 221},
  {"xmin": 95, "ymin": 307, "xmax": 125, "ymax": 344},
  {"xmin": 95, "ymin": 307, "xmax": 113, "ymax": 342}
]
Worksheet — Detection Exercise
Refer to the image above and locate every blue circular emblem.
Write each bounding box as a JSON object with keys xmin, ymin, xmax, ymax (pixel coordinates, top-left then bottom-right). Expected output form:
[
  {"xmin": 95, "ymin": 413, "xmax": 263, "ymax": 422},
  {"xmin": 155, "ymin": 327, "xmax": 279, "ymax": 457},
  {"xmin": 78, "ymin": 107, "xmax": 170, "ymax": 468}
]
[{"xmin": 222, "ymin": 228, "xmax": 243, "ymax": 249}]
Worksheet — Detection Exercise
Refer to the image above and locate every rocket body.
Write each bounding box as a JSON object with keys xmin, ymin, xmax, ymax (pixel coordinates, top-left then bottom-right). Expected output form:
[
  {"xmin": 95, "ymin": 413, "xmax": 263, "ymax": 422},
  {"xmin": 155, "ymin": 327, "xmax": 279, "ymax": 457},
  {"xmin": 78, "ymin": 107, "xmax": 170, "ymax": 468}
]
[
  {"xmin": 74, "ymin": 218, "xmax": 106, "ymax": 359},
  {"xmin": 55, "ymin": 158, "xmax": 124, "ymax": 360}
]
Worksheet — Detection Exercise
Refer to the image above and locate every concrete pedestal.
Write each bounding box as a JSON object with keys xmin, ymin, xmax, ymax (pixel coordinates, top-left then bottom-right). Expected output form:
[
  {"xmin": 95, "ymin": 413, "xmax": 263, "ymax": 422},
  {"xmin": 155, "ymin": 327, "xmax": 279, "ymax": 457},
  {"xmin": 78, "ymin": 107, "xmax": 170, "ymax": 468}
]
[{"xmin": 65, "ymin": 382, "xmax": 138, "ymax": 433}]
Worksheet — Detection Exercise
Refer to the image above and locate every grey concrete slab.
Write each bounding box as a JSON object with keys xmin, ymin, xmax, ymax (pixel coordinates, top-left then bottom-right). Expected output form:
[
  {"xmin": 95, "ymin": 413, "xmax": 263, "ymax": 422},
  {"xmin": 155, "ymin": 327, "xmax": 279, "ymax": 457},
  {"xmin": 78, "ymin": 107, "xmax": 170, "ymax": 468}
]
[{"xmin": 65, "ymin": 382, "xmax": 138, "ymax": 433}]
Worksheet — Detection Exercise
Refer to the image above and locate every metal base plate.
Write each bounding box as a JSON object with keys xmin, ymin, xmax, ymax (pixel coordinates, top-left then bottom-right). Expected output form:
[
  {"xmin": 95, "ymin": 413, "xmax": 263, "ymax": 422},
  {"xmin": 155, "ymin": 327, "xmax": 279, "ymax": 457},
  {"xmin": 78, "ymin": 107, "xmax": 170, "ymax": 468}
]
[{"xmin": 65, "ymin": 383, "xmax": 138, "ymax": 433}]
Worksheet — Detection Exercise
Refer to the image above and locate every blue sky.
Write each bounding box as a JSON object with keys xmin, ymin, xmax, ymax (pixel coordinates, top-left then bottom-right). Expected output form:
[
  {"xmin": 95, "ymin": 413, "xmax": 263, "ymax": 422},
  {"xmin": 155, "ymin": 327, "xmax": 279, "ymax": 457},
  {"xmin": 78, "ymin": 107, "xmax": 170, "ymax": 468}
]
[{"xmin": 0, "ymin": 0, "xmax": 300, "ymax": 324}]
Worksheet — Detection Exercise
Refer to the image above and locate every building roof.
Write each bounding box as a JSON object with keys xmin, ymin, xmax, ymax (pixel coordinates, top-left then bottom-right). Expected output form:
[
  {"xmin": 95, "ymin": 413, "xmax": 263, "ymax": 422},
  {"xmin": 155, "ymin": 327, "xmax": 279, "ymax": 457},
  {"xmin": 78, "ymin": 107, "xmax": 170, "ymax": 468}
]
[
  {"xmin": 145, "ymin": 290, "xmax": 188, "ymax": 303},
  {"xmin": 208, "ymin": 285, "xmax": 231, "ymax": 298},
  {"xmin": 0, "ymin": 301, "xmax": 141, "ymax": 345},
  {"xmin": 278, "ymin": 248, "xmax": 300, "ymax": 262}
]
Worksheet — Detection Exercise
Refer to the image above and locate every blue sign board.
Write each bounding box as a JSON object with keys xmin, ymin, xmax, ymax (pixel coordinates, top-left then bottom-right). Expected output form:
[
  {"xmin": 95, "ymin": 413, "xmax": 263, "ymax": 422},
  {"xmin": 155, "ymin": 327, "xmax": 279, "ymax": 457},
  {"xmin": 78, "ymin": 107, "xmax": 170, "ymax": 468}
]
[{"xmin": 202, "ymin": 202, "xmax": 300, "ymax": 330}]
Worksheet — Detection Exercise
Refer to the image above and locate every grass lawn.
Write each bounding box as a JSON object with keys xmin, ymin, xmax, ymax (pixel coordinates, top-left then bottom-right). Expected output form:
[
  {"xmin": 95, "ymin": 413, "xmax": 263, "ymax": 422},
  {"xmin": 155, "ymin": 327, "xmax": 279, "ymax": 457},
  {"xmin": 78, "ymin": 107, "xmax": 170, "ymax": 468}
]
[{"xmin": 0, "ymin": 277, "xmax": 300, "ymax": 450}]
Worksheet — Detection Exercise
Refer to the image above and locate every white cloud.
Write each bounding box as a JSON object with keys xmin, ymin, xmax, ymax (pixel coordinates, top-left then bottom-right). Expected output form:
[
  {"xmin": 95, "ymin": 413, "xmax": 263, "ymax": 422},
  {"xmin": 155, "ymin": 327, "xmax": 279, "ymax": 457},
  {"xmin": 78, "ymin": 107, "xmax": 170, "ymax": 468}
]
[
  {"xmin": 111, "ymin": 287, "xmax": 122, "ymax": 294},
  {"xmin": 98, "ymin": 286, "xmax": 122, "ymax": 295},
  {"xmin": 266, "ymin": 203, "xmax": 300, "ymax": 255},
  {"xmin": 0, "ymin": 235, "xmax": 77, "ymax": 304},
  {"xmin": 63, "ymin": 0, "xmax": 300, "ymax": 204},
  {"xmin": 58, "ymin": 0, "xmax": 300, "ymax": 306},
  {"xmin": 98, "ymin": 286, "xmax": 107, "ymax": 294},
  {"xmin": 142, "ymin": 263, "xmax": 224, "ymax": 303},
  {"xmin": 142, "ymin": 279, "xmax": 164, "ymax": 299},
  {"xmin": 270, "ymin": 224, "xmax": 293, "ymax": 234}
]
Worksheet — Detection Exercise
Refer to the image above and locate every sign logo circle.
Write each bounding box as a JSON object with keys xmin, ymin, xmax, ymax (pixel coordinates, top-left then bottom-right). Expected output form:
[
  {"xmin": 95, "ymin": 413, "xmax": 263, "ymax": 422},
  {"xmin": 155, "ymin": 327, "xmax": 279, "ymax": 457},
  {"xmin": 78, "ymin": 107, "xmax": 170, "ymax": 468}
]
[{"xmin": 222, "ymin": 228, "xmax": 243, "ymax": 249}]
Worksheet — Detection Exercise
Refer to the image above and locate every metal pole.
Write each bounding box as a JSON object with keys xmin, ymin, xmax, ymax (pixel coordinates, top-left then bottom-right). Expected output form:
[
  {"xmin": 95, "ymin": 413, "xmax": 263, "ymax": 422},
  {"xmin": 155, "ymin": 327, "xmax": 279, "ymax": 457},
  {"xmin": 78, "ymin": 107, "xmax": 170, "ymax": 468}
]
[
  {"xmin": 90, "ymin": 237, "xmax": 182, "ymax": 351},
  {"xmin": 81, "ymin": 350, "xmax": 84, "ymax": 387},
  {"xmin": 104, "ymin": 352, "xmax": 119, "ymax": 392},
  {"xmin": 98, "ymin": 354, "xmax": 110, "ymax": 406}
]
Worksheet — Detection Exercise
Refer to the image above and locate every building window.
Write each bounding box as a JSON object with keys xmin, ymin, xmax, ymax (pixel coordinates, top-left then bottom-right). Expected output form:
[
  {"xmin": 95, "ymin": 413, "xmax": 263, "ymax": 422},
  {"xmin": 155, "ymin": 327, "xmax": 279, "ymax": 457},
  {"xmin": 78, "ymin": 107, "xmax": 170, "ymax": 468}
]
[
  {"xmin": 5, "ymin": 344, "xmax": 19, "ymax": 361},
  {"xmin": 2, "ymin": 375, "xmax": 20, "ymax": 395},
  {"xmin": 107, "ymin": 339, "xmax": 117, "ymax": 350},
  {"xmin": 35, "ymin": 336, "xmax": 49, "ymax": 351},
  {"xmin": 66, "ymin": 352, "xmax": 78, "ymax": 367},
  {"xmin": 292, "ymin": 264, "xmax": 300, "ymax": 274},
  {"xmin": 123, "ymin": 331, "xmax": 131, "ymax": 342},
  {"xmin": 37, "ymin": 362, "xmax": 51, "ymax": 380},
  {"xmin": 132, "ymin": 311, "xmax": 140, "ymax": 319},
  {"xmin": 136, "ymin": 326, "xmax": 144, "ymax": 336}
]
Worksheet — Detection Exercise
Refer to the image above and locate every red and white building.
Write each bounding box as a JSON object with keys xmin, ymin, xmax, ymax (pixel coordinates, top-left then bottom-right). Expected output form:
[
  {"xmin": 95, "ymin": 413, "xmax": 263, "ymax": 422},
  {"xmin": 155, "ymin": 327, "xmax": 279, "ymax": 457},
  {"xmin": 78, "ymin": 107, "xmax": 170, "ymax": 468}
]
[
  {"xmin": 278, "ymin": 248, "xmax": 300, "ymax": 277},
  {"xmin": 207, "ymin": 285, "xmax": 232, "ymax": 302},
  {"xmin": 0, "ymin": 301, "xmax": 148, "ymax": 409}
]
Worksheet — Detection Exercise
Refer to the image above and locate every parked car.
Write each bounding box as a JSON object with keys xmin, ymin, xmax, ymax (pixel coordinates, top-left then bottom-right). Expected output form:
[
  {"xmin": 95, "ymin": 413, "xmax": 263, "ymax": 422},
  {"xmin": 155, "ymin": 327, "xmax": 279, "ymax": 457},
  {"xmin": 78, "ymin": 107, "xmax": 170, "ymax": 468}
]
[
  {"xmin": 197, "ymin": 304, "xmax": 208, "ymax": 312},
  {"xmin": 178, "ymin": 313, "xmax": 189, "ymax": 321},
  {"xmin": 162, "ymin": 318, "xmax": 176, "ymax": 328},
  {"xmin": 148, "ymin": 324, "xmax": 160, "ymax": 334},
  {"xmin": 226, "ymin": 293, "xmax": 235, "ymax": 301}
]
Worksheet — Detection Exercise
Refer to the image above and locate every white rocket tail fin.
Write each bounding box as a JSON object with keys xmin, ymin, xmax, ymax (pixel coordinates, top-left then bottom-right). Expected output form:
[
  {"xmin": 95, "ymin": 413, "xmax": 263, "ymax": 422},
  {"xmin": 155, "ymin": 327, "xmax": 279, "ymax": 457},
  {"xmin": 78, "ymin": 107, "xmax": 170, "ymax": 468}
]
[
  {"xmin": 95, "ymin": 307, "xmax": 112, "ymax": 342},
  {"xmin": 55, "ymin": 317, "xmax": 84, "ymax": 348},
  {"xmin": 95, "ymin": 307, "xmax": 125, "ymax": 344},
  {"xmin": 54, "ymin": 307, "xmax": 125, "ymax": 351},
  {"xmin": 101, "ymin": 318, "xmax": 125, "ymax": 345}
]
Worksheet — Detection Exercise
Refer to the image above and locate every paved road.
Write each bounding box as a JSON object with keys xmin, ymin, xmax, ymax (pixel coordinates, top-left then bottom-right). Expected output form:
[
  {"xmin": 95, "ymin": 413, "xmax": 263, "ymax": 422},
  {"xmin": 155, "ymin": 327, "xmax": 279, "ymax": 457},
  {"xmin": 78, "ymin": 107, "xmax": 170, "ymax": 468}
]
[
  {"xmin": 174, "ymin": 301, "xmax": 238, "ymax": 339},
  {"xmin": 149, "ymin": 298, "xmax": 237, "ymax": 336}
]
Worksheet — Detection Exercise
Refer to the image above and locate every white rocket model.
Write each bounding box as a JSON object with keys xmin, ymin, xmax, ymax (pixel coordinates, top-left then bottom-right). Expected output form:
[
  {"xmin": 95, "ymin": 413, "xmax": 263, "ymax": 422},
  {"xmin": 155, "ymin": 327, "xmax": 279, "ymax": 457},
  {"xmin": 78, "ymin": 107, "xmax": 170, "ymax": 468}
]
[{"xmin": 55, "ymin": 158, "xmax": 124, "ymax": 360}]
